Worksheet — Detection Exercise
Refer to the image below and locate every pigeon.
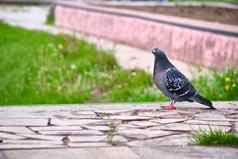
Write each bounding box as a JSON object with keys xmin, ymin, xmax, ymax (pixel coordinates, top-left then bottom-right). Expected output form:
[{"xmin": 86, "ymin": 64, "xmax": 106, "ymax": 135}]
[{"xmin": 152, "ymin": 48, "xmax": 215, "ymax": 110}]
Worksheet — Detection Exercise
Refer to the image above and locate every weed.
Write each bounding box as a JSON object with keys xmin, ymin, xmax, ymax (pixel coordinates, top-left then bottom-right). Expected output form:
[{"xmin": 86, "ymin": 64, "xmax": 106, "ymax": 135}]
[
  {"xmin": 106, "ymin": 122, "xmax": 117, "ymax": 145},
  {"xmin": 192, "ymin": 68, "xmax": 238, "ymax": 101},
  {"xmin": 192, "ymin": 129, "xmax": 238, "ymax": 146}
]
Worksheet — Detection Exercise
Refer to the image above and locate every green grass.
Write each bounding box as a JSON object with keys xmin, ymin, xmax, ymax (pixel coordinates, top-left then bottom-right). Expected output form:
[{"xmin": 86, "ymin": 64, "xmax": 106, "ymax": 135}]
[
  {"xmin": 0, "ymin": 22, "xmax": 237, "ymax": 105},
  {"xmin": 46, "ymin": 6, "xmax": 55, "ymax": 25},
  {"xmin": 192, "ymin": 68, "xmax": 238, "ymax": 101},
  {"xmin": 192, "ymin": 129, "xmax": 238, "ymax": 146},
  {"xmin": 0, "ymin": 22, "xmax": 165, "ymax": 105}
]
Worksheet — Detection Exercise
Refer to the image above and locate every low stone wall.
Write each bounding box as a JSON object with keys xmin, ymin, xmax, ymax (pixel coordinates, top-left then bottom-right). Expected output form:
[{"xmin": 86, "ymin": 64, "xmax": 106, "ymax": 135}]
[
  {"xmin": 0, "ymin": 0, "xmax": 53, "ymax": 5},
  {"xmin": 55, "ymin": 1, "xmax": 238, "ymax": 68}
]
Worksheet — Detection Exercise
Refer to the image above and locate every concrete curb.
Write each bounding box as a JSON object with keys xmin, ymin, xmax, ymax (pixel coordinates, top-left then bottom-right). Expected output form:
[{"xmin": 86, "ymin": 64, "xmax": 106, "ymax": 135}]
[
  {"xmin": 55, "ymin": 1, "xmax": 238, "ymax": 68},
  {"xmin": 86, "ymin": 0, "xmax": 238, "ymax": 9}
]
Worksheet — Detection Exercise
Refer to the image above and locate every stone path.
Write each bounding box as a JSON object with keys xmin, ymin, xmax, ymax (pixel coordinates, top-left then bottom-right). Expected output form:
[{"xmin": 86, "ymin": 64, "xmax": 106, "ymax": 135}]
[{"xmin": 0, "ymin": 102, "xmax": 238, "ymax": 158}]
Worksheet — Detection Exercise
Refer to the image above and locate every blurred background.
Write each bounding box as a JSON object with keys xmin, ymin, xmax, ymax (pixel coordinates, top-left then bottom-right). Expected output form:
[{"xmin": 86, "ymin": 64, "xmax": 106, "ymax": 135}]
[{"xmin": 0, "ymin": 0, "xmax": 237, "ymax": 105}]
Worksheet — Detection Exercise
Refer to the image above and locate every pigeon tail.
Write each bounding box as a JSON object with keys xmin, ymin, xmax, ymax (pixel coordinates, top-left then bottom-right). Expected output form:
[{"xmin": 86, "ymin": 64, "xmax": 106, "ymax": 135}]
[{"xmin": 192, "ymin": 94, "xmax": 215, "ymax": 109}]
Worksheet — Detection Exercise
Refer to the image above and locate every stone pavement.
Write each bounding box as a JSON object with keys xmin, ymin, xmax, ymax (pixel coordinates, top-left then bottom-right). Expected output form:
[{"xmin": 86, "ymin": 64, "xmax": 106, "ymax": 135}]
[{"xmin": 0, "ymin": 102, "xmax": 238, "ymax": 159}]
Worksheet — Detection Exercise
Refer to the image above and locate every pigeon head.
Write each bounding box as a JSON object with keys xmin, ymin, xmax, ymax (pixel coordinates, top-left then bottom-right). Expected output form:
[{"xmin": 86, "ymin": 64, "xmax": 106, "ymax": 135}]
[
  {"xmin": 152, "ymin": 48, "xmax": 173, "ymax": 70},
  {"xmin": 152, "ymin": 48, "xmax": 167, "ymax": 59}
]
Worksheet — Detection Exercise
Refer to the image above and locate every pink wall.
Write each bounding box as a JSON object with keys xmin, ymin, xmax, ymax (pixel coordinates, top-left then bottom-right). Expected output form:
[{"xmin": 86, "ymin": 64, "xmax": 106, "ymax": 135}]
[{"xmin": 55, "ymin": 4, "xmax": 238, "ymax": 68}]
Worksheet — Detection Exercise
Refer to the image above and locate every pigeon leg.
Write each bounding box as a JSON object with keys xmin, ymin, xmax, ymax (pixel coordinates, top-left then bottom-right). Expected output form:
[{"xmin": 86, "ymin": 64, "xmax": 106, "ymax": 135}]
[{"xmin": 161, "ymin": 100, "xmax": 176, "ymax": 110}]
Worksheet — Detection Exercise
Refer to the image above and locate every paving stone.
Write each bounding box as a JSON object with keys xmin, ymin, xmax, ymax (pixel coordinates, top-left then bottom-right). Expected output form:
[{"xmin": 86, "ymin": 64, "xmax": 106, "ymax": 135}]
[
  {"xmin": 39, "ymin": 130, "xmax": 104, "ymax": 136},
  {"xmin": 185, "ymin": 120, "xmax": 232, "ymax": 126},
  {"xmin": 1, "ymin": 147, "xmax": 141, "ymax": 159},
  {"xmin": 150, "ymin": 118, "xmax": 187, "ymax": 124},
  {"xmin": 156, "ymin": 123, "xmax": 231, "ymax": 132},
  {"xmin": 144, "ymin": 130, "xmax": 178, "ymax": 139},
  {"xmin": 68, "ymin": 135, "xmax": 107, "ymax": 142},
  {"xmin": 44, "ymin": 112, "xmax": 72, "ymax": 118},
  {"xmin": 234, "ymin": 122, "xmax": 238, "ymax": 132},
  {"xmin": 129, "ymin": 121, "xmax": 158, "ymax": 128},
  {"xmin": 68, "ymin": 135, "xmax": 127, "ymax": 143},
  {"xmin": 159, "ymin": 114, "xmax": 185, "ymax": 119},
  {"xmin": 0, "ymin": 112, "xmax": 42, "ymax": 118},
  {"xmin": 198, "ymin": 118, "xmax": 238, "ymax": 122},
  {"xmin": 68, "ymin": 142, "xmax": 111, "ymax": 147},
  {"xmin": 52, "ymin": 111, "xmax": 99, "ymax": 119},
  {"xmin": 0, "ymin": 118, "xmax": 49, "ymax": 126},
  {"xmin": 81, "ymin": 125, "xmax": 111, "ymax": 131},
  {"xmin": 85, "ymin": 120, "xmax": 122, "ymax": 126},
  {"xmin": 139, "ymin": 111, "xmax": 182, "ymax": 118},
  {"xmin": 0, "ymin": 132, "xmax": 26, "ymax": 140},
  {"xmin": 132, "ymin": 146, "xmax": 238, "ymax": 159},
  {"xmin": 138, "ymin": 111, "xmax": 177, "ymax": 117},
  {"xmin": 0, "ymin": 127, "xmax": 34, "ymax": 134},
  {"xmin": 148, "ymin": 134, "xmax": 191, "ymax": 146},
  {"xmin": 72, "ymin": 111, "xmax": 99, "ymax": 115},
  {"xmin": 127, "ymin": 134, "xmax": 191, "ymax": 147},
  {"xmin": 65, "ymin": 115, "xmax": 99, "ymax": 119},
  {"xmin": 109, "ymin": 115, "xmax": 151, "ymax": 121},
  {"xmin": 194, "ymin": 112, "xmax": 227, "ymax": 121},
  {"xmin": 0, "ymin": 144, "xmax": 65, "ymax": 150},
  {"xmin": 51, "ymin": 118, "xmax": 103, "ymax": 126},
  {"xmin": 29, "ymin": 126, "xmax": 82, "ymax": 132},
  {"xmin": 112, "ymin": 135, "xmax": 128, "ymax": 143},
  {"xmin": 118, "ymin": 124, "xmax": 148, "ymax": 129},
  {"xmin": 222, "ymin": 109, "xmax": 238, "ymax": 115},
  {"xmin": 226, "ymin": 114, "xmax": 238, "ymax": 121},
  {"xmin": 34, "ymin": 111, "xmax": 72, "ymax": 118},
  {"xmin": 118, "ymin": 129, "xmax": 147, "ymax": 140},
  {"xmin": 176, "ymin": 110, "xmax": 197, "ymax": 116},
  {"xmin": 2, "ymin": 140, "xmax": 63, "ymax": 145},
  {"xmin": 38, "ymin": 130, "xmax": 93, "ymax": 136},
  {"xmin": 18, "ymin": 134, "xmax": 64, "ymax": 141},
  {"xmin": 118, "ymin": 129, "xmax": 175, "ymax": 140},
  {"xmin": 94, "ymin": 109, "xmax": 132, "ymax": 115}
]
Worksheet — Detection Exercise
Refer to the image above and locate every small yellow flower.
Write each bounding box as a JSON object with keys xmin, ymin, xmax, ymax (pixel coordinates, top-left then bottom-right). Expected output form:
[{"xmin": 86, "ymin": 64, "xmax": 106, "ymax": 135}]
[
  {"xmin": 225, "ymin": 77, "xmax": 231, "ymax": 82},
  {"xmin": 132, "ymin": 72, "xmax": 137, "ymax": 76},
  {"xmin": 58, "ymin": 28, "xmax": 64, "ymax": 34},
  {"xmin": 224, "ymin": 85, "xmax": 230, "ymax": 91},
  {"xmin": 70, "ymin": 64, "xmax": 77, "ymax": 70},
  {"xmin": 232, "ymin": 83, "xmax": 236, "ymax": 88},
  {"xmin": 58, "ymin": 44, "xmax": 63, "ymax": 50}
]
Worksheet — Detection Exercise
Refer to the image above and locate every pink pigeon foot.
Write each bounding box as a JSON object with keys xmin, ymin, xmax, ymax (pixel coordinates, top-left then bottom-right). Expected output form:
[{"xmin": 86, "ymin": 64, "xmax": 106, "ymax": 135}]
[{"xmin": 161, "ymin": 104, "xmax": 176, "ymax": 110}]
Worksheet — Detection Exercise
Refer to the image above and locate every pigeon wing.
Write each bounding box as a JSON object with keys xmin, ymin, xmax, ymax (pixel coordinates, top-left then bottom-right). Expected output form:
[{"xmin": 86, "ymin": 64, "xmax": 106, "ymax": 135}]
[{"xmin": 165, "ymin": 68, "xmax": 196, "ymax": 98}]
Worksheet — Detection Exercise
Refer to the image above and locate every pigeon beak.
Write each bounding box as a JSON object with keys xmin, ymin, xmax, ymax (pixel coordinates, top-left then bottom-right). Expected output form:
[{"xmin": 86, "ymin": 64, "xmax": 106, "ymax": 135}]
[{"xmin": 152, "ymin": 49, "xmax": 156, "ymax": 55}]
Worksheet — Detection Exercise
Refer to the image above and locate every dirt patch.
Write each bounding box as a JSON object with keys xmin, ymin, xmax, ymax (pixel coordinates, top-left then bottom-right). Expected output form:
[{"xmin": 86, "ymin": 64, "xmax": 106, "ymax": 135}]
[{"xmin": 104, "ymin": 5, "xmax": 238, "ymax": 26}]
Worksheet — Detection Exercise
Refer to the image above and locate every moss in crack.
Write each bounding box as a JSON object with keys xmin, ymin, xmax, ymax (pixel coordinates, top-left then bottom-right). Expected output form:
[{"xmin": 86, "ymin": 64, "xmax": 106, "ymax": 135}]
[{"xmin": 106, "ymin": 122, "xmax": 117, "ymax": 146}]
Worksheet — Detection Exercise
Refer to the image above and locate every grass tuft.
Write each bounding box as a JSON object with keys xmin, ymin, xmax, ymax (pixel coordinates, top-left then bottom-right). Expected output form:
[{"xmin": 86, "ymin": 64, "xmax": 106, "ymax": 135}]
[
  {"xmin": 192, "ymin": 129, "xmax": 238, "ymax": 146},
  {"xmin": 192, "ymin": 68, "xmax": 238, "ymax": 101}
]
